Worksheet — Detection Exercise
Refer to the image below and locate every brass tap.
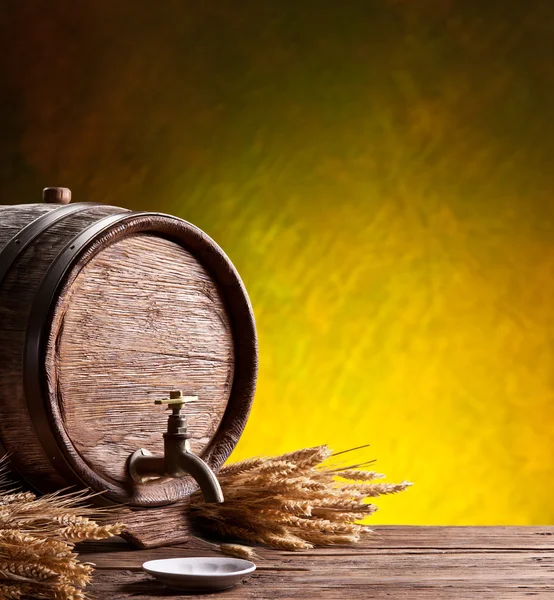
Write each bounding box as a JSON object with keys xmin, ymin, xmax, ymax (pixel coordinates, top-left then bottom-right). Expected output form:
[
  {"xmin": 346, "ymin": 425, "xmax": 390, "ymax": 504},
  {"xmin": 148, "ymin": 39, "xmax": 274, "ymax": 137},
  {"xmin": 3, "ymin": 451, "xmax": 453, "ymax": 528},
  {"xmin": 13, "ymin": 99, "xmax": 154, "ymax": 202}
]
[{"xmin": 128, "ymin": 390, "xmax": 224, "ymax": 503}]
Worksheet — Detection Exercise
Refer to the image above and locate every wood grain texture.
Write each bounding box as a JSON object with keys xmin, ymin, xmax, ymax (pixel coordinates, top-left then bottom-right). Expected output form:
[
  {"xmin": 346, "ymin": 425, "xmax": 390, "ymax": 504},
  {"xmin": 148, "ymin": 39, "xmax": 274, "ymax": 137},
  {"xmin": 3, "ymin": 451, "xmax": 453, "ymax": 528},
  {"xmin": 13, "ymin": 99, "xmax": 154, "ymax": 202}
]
[
  {"xmin": 0, "ymin": 204, "xmax": 58, "ymax": 249},
  {"xmin": 49, "ymin": 234, "xmax": 234, "ymax": 498},
  {"xmin": 115, "ymin": 500, "xmax": 193, "ymax": 549},
  {"xmin": 0, "ymin": 203, "xmax": 258, "ymax": 547},
  {"xmin": 0, "ymin": 203, "xmax": 126, "ymax": 490},
  {"xmin": 39, "ymin": 213, "xmax": 257, "ymax": 509},
  {"xmin": 77, "ymin": 526, "xmax": 554, "ymax": 599}
]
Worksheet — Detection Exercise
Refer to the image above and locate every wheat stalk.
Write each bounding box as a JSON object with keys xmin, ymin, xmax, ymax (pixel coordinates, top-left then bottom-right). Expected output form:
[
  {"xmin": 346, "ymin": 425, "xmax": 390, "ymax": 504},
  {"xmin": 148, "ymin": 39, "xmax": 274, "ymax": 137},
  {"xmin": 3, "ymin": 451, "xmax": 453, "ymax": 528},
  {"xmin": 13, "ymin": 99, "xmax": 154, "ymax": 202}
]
[
  {"xmin": 335, "ymin": 470, "xmax": 385, "ymax": 481},
  {"xmin": 0, "ymin": 458, "xmax": 125, "ymax": 600},
  {"xmin": 191, "ymin": 444, "xmax": 411, "ymax": 552},
  {"xmin": 0, "ymin": 583, "xmax": 28, "ymax": 599}
]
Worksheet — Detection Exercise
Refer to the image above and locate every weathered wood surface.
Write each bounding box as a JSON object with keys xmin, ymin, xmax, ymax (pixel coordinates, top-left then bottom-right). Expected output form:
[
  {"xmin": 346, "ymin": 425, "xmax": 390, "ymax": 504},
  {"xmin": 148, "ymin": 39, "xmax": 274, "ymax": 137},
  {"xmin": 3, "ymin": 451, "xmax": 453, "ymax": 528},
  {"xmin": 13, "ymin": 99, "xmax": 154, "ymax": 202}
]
[
  {"xmin": 47, "ymin": 233, "xmax": 234, "ymax": 492},
  {"xmin": 79, "ymin": 526, "xmax": 554, "ymax": 599},
  {"xmin": 0, "ymin": 200, "xmax": 258, "ymax": 547},
  {"xmin": 0, "ymin": 203, "xmax": 126, "ymax": 491}
]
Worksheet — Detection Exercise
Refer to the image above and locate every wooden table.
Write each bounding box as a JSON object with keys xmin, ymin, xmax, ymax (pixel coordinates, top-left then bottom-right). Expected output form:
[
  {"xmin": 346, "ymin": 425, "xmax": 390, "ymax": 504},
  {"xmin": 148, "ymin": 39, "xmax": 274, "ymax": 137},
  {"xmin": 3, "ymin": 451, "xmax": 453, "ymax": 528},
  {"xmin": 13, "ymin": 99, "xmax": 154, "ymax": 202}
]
[{"xmin": 80, "ymin": 526, "xmax": 554, "ymax": 599}]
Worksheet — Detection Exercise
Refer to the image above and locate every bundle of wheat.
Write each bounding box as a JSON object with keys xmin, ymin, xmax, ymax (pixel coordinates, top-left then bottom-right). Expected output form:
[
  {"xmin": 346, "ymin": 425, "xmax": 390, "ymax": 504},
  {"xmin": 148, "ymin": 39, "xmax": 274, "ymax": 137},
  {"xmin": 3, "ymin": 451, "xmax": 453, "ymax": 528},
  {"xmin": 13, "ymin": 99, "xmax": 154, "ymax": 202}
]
[
  {"xmin": 191, "ymin": 445, "xmax": 411, "ymax": 553},
  {"xmin": 0, "ymin": 462, "xmax": 125, "ymax": 600}
]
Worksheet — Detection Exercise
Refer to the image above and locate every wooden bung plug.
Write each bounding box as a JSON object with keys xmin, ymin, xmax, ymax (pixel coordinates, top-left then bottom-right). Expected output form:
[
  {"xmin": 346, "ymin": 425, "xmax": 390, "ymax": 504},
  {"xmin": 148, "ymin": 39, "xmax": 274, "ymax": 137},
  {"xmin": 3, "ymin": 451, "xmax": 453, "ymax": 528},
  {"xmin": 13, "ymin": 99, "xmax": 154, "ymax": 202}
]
[{"xmin": 42, "ymin": 187, "xmax": 72, "ymax": 204}]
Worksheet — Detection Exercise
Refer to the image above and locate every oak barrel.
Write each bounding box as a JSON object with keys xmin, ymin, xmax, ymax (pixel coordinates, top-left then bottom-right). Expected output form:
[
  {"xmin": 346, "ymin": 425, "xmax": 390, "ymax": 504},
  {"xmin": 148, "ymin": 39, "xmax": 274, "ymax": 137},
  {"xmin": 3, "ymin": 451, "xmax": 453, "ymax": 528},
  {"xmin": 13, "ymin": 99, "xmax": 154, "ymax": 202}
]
[{"xmin": 0, "ymin": 188, "xmax": 257, "ymax": 547}]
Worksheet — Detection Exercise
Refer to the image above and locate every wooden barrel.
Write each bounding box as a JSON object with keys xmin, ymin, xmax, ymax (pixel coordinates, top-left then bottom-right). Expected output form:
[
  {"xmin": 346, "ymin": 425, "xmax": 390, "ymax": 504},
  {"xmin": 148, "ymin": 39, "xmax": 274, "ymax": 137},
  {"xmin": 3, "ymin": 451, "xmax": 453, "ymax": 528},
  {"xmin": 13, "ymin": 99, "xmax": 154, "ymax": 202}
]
[{"xmin": 0, "ymin": 188, "xmax": 257, "ymax": 547}]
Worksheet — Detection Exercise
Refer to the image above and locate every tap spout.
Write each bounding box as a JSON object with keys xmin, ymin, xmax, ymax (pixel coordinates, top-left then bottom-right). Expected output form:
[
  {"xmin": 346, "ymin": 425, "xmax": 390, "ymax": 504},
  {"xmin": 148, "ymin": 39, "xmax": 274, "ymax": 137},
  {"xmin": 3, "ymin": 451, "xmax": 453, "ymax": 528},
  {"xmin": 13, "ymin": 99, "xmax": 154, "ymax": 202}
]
[
  {"xmin": 128, "ymin": 441, "xmax": 224, "ymax": 504},
  {"xmin": 173, "ymin": 451, "xmax": 224, "ymax": 504}
]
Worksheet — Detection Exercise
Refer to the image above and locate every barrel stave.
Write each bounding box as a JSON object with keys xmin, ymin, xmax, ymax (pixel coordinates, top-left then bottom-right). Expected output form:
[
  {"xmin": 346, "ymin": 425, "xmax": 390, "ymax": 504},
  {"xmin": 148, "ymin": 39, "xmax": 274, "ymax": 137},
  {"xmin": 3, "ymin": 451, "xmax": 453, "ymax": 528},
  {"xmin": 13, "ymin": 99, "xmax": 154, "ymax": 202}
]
[{"xmin": 0, "ymin": 204, "xmax": 127, "ymax": 490}]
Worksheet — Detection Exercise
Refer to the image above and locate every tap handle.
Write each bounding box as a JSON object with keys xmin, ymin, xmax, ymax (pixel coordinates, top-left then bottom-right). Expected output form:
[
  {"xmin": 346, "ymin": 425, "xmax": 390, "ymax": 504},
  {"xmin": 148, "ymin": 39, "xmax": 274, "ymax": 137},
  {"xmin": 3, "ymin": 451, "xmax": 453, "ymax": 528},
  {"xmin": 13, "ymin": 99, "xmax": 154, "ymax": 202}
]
[{"xmin": 155, "ymin": 390, "xmax": 198, "ymax": 414}]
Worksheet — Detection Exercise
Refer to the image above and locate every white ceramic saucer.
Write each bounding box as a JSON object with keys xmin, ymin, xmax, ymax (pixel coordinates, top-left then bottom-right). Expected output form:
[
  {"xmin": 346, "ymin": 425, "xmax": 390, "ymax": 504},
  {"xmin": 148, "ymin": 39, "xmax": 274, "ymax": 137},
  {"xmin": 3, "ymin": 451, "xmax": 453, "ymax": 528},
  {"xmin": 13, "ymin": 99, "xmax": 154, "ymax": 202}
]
[{"xmin": 142, "ymin": 557, "xmax": 257, "ymax": 592}]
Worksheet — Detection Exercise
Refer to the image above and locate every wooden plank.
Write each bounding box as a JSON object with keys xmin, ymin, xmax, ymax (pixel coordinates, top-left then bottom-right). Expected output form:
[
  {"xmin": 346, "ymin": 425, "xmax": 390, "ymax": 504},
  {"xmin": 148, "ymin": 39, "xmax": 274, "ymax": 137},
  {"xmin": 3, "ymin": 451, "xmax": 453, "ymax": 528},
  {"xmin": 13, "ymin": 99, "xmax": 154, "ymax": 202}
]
[
  {"xmin": 76, "ymin": 527, "xmax": 554, "ymax": 599},
  {"xmin": 360, "ymin": 526, "xmax": 554, "ymax": 550},
  {"xmin": 87, "ymin": 568, "xmax": 554, "ymax": 600},
  {"xmin": 79, "ymin": 525, "xmax": 554, "ymax": 558}
]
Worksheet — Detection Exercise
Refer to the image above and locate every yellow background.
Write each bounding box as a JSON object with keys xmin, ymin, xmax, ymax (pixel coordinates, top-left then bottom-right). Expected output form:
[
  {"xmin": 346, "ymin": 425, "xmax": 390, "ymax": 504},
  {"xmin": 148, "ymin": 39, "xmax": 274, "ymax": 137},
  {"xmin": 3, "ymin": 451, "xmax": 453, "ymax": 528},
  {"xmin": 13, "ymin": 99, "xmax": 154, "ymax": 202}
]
[{"xmin": 1, "ymin": 1, "xmax": 553, "ymax": 524}]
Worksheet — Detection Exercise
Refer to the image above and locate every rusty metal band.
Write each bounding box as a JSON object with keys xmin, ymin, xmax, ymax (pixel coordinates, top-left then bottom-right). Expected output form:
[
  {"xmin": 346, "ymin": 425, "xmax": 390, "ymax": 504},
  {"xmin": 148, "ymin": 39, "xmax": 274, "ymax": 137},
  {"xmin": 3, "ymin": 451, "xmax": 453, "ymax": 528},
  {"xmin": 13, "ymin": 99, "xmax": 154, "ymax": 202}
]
[
  {"xmin": 0, "ymin": 203, "xmax": 97, "ymax": 288},
  {"xmin": 23, "ymin": 210, "xmax": 146, "ymax": 495}
]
